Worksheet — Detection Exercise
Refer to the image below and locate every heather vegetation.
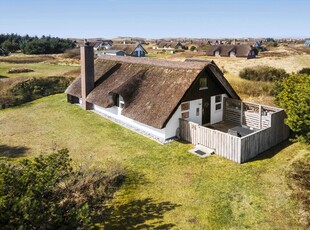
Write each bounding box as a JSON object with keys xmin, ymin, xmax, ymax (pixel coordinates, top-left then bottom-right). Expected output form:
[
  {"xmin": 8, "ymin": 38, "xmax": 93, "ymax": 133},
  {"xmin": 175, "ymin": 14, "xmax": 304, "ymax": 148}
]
[
  {"xmin": 0, "ymin": 76, "xmax": 73, "ymax": 109},
  {"xmin": 239, "ymin": 65, "xmax": 288, "ymax": 81}
]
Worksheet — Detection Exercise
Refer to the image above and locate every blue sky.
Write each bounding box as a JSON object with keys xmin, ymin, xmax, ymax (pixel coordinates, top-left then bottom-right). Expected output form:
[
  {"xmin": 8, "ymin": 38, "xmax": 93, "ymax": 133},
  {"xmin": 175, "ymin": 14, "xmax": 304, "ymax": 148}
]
[{"xmin": 1, "ymin": 0, "xmax": 309, "ymax": 39}]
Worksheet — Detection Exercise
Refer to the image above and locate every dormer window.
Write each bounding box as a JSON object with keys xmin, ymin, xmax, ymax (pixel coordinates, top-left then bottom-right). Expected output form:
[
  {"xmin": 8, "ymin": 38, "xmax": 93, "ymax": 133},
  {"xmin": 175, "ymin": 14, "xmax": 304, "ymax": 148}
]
[
  {"xmin": 116, "ymin": 95, "xmax": 125, "ymax": 109},
  {"xmin": 119, "ymin": 95, "xmax": 124, "ymax": 108},
  {"xmin": 199, "ymin": 77, "xmax": 208, "ymax": 90}
]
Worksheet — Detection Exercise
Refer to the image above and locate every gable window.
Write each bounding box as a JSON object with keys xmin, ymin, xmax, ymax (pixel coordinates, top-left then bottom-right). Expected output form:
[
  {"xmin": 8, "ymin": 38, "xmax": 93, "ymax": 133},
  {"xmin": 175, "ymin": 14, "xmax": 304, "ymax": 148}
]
[
  {"xmin": 182, "ymin": 112, "xmax": 189, "ymax": 119},
  {"xmin": 199, "ymin": 77, "xmax": 208, "ymax": 90},
  {"xmin": 181, "ymin": 102, "xmax": 190, "ymax": 111}
]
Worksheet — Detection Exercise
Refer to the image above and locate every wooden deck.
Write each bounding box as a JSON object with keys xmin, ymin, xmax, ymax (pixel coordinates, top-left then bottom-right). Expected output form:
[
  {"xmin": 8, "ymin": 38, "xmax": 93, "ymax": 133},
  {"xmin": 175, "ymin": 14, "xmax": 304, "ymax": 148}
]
[
  {"xmin": 179, "ymin": 98, "xmax": 290, "ymax": 163},
  {"xmin": 204, "ymin": 121, "xmax": 239, "ymax": 133}
]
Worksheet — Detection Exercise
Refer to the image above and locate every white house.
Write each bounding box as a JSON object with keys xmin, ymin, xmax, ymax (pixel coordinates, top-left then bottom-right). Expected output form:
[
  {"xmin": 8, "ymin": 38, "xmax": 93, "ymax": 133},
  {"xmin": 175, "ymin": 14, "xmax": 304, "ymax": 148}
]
[{"xmin": 66, "ymin": 45, "xmax": 240, "ymax": 143}]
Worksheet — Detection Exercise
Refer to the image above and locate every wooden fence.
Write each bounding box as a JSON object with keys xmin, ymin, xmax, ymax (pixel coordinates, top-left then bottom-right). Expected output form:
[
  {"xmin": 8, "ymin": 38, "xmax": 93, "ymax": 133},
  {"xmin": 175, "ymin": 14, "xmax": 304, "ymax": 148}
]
[
  {"xmin": 179, "ymin": 105, "xmax": 290, "ymax": 163},
  {"xmin": 180, "ymin": 119, "xmax": 242, "ymax": 163},
  {"xmin": 224, "ymin": 98, "xmax": 277, "ymax": 130}
]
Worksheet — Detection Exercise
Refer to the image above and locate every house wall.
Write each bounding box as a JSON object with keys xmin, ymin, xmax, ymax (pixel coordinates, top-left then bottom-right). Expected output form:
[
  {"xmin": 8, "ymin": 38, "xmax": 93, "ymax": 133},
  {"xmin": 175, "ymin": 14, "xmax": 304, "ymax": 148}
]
[
  {"xmin": 104, "ymin": 51, "xmax": 125, "ymax": 56},
  {"xmin": 229, "ymin": 51, "xmax": 236, "ymax": 57},
  {"xmin": 182, "ymin": 69, "xmax": 229, "ymax": 125},
  {"xmin": 93, "ymin": 104, "xmax": 167, "ymax": 142},
  {"xmin": 165, "ymin": 99, "xmax": 202, "ymax": 139},
  {"xmin": 77, "ymin": 98, "xmax": 201, "ymax": 142},
  {"xmin": 247, "ymin": 50, "xmax": 256, "ymax": 59}
]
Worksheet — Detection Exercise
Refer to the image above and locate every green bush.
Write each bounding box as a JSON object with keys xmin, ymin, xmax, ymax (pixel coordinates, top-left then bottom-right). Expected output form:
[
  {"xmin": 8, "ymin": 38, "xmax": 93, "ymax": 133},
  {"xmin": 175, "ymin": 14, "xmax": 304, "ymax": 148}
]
[
  {"xmin": 0, "ymin": 76, "xmax": 74, "ymax": 109},
  {"xmin": 190, "ymin": 46, "xmax": 197, "ymax": 51},
  {"xmin": 239, "ymin": 66, "xmax": 288, "ymax": 82},
  {"xmin": 275, "ymin": 74, "xmax": 310, "ymax": 144},
  {"xmin": 0, "ymin": 149, "xmax": 125, "ymax": 229},
  {"xmin": 298, "ymin": 68, "xmax": 310, "ymax": 75}
]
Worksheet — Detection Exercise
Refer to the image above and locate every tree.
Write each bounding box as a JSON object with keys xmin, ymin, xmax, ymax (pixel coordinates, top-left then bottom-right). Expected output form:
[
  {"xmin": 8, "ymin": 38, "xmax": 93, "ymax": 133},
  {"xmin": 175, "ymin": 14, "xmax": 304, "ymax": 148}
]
[
  {"xmin": 1, "ymin": 40, "xmax": 19, "ymax": 52},
  {"xmin": 0, "ymin": 149, "xmax": 125, "ymax": 229},
  {"xmin": 275, "ymin": 74, "xmax": 310, "ymax": 143}
]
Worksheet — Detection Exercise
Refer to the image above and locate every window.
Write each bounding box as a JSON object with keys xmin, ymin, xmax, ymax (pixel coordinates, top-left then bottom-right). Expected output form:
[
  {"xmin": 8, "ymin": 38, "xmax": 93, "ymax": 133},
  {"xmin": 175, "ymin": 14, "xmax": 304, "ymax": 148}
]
[
  {"xmin": 116, "ymin": 95, "xmax": 125, "ymax": 109},
  {"xmin": 215, "ymin": 95, "xmax": 222, "ymax": 103},
  {"xmin": 199, "ymin": 77, "xmax": 207, "ymax": 90},
  {"xmin": 216, "ymin": 104, "xmax": 222, "ymax": 110},
  {"xmin": 181, "ymin": 102, "xmax": 190, "ymax": 111},
  {"xmin": 181, "ymin": 102, "xmax": 190, "ymax": 120},
  {"xmin": 196, "ymin": 108, "xmax": 200, "ymax": 116},
  {"xmin": 182, "ymin": 112, "xmax": 189, "ymax": 119}
]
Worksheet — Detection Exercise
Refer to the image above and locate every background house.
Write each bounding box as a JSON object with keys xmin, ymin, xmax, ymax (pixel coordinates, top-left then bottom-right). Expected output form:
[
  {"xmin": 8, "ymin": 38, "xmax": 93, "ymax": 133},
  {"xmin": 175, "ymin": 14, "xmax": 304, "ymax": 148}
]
[
  {"xmin": 108, "ymin": 44, "xmax": 147, "ymax": 57},
  {"xmin": 207, "ymin": 45, "xmax": 258, "ymax": 58},
  {"xmin": 154, "ymin": 42, "xmax": 185, "ymax": 50},
  {"xmin": 96, "ymin": 50, "xmax": 125, "ymax": 56}
]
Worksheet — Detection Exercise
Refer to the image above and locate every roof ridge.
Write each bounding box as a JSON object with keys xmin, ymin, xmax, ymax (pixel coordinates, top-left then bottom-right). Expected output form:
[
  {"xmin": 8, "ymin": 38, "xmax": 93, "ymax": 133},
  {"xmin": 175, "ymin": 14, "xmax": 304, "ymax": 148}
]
[{"xmin": 97, "ymin": 56, "xmax": 209, "ymax": 70}]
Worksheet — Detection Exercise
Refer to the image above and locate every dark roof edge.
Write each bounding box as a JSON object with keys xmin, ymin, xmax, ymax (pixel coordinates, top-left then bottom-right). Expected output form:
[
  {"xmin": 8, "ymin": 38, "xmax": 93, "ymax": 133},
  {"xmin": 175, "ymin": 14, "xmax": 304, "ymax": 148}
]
[
  {"xmin": 208, "ymin": 63, "xmax": 240, "ymax": 100},
  {"xmin": 161, "ymin": 62, "xmax": 240, "ymax": 129}
]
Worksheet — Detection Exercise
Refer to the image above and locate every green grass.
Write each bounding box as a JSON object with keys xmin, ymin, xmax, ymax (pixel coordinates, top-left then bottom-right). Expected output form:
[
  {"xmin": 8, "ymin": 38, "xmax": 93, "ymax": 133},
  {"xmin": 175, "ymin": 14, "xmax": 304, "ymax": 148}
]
[
  {"xmin": 0, "ymin": 62, "xmax": 79, "ymax": 79},
  {"xmin": 0, "ymin": 94, "xmax": 308, "ymax": 229}
]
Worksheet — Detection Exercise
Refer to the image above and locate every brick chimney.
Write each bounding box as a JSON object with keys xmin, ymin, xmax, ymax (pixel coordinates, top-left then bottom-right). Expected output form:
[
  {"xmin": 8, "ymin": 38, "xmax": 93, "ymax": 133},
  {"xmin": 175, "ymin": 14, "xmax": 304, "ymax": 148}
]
[{"xmin": 80, "ymin": 42, "xmax": 94, "ymax": 110}]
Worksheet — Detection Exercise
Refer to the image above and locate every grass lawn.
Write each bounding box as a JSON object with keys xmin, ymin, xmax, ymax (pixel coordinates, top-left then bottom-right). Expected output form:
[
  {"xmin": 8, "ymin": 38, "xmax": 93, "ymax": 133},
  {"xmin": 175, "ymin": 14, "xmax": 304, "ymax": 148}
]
[{"xmin": 0, "ymin": 94, "xmax": 308, "ymax": 229}]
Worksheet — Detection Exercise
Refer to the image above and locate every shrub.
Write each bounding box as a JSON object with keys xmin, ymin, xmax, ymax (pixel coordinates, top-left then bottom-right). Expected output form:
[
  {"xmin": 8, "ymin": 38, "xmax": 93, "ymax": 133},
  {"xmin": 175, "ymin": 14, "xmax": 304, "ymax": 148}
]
[
  {"xmin": 64, "ymin": 48, "xmax": 80, "ymax": 59},
  {"xmin": 7, "ymin": 67, "xmax": 34, "ymax": 74},
  {"xmin": 0, "ymin": 149, "xmax": 125, "ymax": 229},
  {"xmin": 298, "ymin": 68, "xmax": 310, "ymax": 75},
  {"xmin": 190, "ymin": 46, "xmax": 197, "ymax": 51},
  {"xmin": 275, "ymin": 74, "xmax": 310, "ymax": 144},
  {"xmin": 239, "ymin": 66, "xmax": 288, "ymax": 82}
]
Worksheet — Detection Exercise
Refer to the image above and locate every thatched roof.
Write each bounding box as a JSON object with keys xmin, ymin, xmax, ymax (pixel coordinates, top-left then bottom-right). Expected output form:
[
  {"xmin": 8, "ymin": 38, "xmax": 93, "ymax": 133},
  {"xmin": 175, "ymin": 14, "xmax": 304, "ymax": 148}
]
[
  {"xmin": 206, "ymin": 45, "xmax": 257, "ymax": 57},
  {"xmin": 66, "ymin": 56, "xmax": 239, "ymax": 129},
  {"xmin": 157, "ymin": 42, "xmax": 183, "ymax": 49},
  {"xmin": 235, "ymin": 45, "xmax": 257, "ymax": 57}
]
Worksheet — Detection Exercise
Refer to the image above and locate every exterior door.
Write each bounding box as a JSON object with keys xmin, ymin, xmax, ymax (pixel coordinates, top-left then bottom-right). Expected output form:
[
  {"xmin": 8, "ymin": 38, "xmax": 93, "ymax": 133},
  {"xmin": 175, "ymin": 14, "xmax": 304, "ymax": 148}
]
[
  {"xmin": 189, "ymin": 99, "xmax": 202, "ymax": 125},
  {"xmin": 210, "ymin": 94, "xmax": 226, "ymax": 124}
]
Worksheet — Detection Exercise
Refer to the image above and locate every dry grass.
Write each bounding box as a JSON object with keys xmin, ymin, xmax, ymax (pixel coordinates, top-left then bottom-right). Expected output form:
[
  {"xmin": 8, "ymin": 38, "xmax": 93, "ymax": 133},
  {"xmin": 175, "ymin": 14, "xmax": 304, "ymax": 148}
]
[
  {"xmin": 147, "ymin": 45, "xmax": 310, "ymax": 106},
  {"xmin": 151, "ymin": 45, "xmax": 310, "ymax": 76}
]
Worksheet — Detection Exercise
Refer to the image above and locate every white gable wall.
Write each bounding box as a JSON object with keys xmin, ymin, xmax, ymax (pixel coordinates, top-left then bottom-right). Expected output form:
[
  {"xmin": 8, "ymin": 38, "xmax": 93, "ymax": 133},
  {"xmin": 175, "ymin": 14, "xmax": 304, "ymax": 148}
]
[{"xmin": 133, "ymin": 45, "xmax": 146, "ymax": 57}]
